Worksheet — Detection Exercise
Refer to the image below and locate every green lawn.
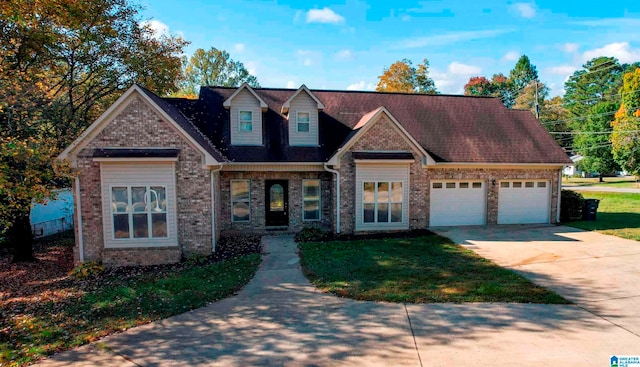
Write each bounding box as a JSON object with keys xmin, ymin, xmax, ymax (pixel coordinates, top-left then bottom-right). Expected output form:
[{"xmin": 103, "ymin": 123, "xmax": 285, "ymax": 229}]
[
  {"xmin": 566, "ymin": 191, "xmax": 640, "ymax": 241},
  {"xmin": 299, "ymin": 235, "xmax": 567, "ymax": 304},
  {"xmin": 1, "ymin": 235, "xmax": 261, "ymax": 367},
  {"xmin": 562, "ymin": 176, "xmax": 639, "ymax": 188}
]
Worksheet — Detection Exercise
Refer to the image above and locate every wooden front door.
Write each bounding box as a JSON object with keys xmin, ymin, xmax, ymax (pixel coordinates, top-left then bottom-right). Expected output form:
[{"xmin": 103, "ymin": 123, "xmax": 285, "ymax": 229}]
[{"xmin": 265, "ymin": 180, "xmax": 288, "ymax": 226}]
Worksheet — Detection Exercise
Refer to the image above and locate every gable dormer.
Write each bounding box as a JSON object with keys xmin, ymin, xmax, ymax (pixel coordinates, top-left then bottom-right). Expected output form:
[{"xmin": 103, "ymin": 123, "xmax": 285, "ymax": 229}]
[
  {"xmin": 282, "ymin": 85, "xmax": 324, "ymax": 147},
  {"xmin": 223, "ymin": 83, "xmax": 267, "ymax": 146}
]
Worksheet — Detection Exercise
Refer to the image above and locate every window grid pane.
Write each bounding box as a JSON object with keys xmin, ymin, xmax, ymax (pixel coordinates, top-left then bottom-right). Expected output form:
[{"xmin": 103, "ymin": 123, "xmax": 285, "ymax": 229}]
[
  {"xmin": 111, "ymin": 185, "xmax": 168, "ymax": 240},
  {"xmin": 239, "ymin": 111, "xmax": 253, "ymax": 132},
  {"xmin": 231, "ymin": 180, "xmax": 251, "ymax": 222},
  {"xmin": 363, "ymin": 181, "xmax": 403, "ymax": 225},
  {"xmin": 303, "ymin": 180, "xmax": 321, "ymax": 221}
]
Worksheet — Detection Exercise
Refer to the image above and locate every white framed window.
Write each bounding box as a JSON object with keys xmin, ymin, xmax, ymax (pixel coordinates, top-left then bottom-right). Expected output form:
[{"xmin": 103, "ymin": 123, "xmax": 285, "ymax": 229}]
[
  {"xmin": 302, "ymin": 179, "xmax": 321, "ymax": 221},
  {"xmin": 297, "ymin": 111, "xmax": 310, "ymax": 132},
  {"xmin": 239, "ymin": 110, "xmax": 253, "ymax": 132},
  {"xmin": 110, "ymin": 185, "xmax": 168, "ymax": 240},
  {"xmin": 363, "ymin": 181, "xmax": 403, "ymax": 223},
  {"xmin": 231, "ymin": 180, "xmax": 250, "ymax": 222}
]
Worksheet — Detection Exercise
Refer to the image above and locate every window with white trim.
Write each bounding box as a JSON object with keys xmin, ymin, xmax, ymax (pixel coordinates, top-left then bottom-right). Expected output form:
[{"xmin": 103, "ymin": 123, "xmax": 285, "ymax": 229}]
[
  {"xmin": 231, "ymin": 180, "xmax": 250, "ymax": 222},
  {"xmin": 111, "ymin": 186, "xmax": 168, "ymax": 239},
  {"xmin": 239, "ymin": 110, "xmax": 253, "ymax": 132},
  {"xmin": 297, "ymin": 111, "xmax": 310, "ymax": 132},
  {"xmin": 363, "ymin": 181, "xmax": 403, "ymax": 223},
  {"xmin": 302, "ymin": 179, "xmax": 321, "ymax": 221}
]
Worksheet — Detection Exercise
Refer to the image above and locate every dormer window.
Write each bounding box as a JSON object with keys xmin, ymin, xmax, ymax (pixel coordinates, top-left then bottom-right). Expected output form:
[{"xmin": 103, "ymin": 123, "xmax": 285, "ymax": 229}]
[
  {"xmin": 239, "ymin": 111, "xmax": 253, "ymax": 132},
  {"xmin": 297, "ymin": 112, "xmax": 310, "ymax": 133}
]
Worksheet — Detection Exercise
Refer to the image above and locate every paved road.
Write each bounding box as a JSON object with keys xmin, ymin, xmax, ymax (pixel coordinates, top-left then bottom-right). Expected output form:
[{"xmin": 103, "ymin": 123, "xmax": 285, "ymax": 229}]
[
  {"xmin": 38, "ymin": 231, "xmax": 640, "ymax": 367},
  {"xmin": 563, "ymin": 185, "xmax": 640, "ymax": 193}
]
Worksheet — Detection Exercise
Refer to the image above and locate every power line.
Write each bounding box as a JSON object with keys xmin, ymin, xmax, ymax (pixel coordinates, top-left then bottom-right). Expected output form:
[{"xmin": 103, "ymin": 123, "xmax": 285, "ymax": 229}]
[{"xmin": 540, "ymin": 111, "xmax": 618, "ymax": 126}]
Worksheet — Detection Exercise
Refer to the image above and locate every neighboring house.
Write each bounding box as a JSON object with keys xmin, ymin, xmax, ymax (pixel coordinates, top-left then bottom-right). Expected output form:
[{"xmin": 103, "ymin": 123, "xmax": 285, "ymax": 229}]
[
  {"xmin": 58, "ymin": 84, "xmax": 571, "ymax": 266},
  {"xmin": 563, "ymin": 155, "xmax": 582, "ymax": 176},
  {"xmin": 30, "ymin": 189, "xmax": 74, "ymax": 238}
]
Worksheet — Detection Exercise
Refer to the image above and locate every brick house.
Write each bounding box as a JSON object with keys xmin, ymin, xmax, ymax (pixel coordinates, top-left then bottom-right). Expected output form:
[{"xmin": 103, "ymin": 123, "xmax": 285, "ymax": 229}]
[{"xmin": 58, "ymin": 83, "xmax": 571, "ymax": 266}]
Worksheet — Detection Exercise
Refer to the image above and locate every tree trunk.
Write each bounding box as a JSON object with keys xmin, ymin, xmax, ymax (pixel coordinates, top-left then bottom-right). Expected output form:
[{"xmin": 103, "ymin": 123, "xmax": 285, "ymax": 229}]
[
  {"xmin": 599, "ymin": 175, "xmax": 604, "ymax": 183},
  {"xmin": 10, "ymin": 211, "xmax": 36, "ymax": 263}
]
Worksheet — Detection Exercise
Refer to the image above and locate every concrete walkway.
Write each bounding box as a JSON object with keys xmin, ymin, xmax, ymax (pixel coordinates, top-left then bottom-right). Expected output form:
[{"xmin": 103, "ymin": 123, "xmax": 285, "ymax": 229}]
[
  {"xmin": 38, "ymin": 234, "xmax": 640, "ymax": 367},
  {"xmin": 563, "ymin": 185, "xmax": 640, "ymax": 193}
]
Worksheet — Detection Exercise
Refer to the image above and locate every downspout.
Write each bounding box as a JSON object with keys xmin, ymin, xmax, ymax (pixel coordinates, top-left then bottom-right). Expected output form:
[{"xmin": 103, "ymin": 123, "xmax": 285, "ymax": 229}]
[
  {"xmin": 74, "ymin": 177, "xmax": 85, "ymax": 262},
  {"xmin": 210, "ymin": 165, "xmax": 223, "ymax": 252},
  {"xmin": 556, "ymin": 169, "xmax": 562, "ymax": 224},
  {"xmin": 323, "ymin": 163, "xmax": 340, "ymax": 234}
]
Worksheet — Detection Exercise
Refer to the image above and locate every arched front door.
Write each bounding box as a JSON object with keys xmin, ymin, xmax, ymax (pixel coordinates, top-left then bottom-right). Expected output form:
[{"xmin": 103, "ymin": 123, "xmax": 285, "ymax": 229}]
[{"xmin": 265, "ymin": 180, "xmax": 288, "ymax": 226}]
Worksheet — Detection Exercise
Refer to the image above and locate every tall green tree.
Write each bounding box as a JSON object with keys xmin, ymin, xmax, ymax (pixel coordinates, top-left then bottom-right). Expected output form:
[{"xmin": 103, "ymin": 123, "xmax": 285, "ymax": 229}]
[
  {"xmin": 539, "ymin": 96, "xmax": 571, "ymax": 150},
  {"xmin": 376, "ymin": 58, "xmax": 437, "ymax": 94},
  {"xmin": 572, "ymin": 101, "xmax": 620, "ymax": 181},
  {"xmin": 564, "ymin": 57, "xmax": 624, "ymax": 117},
  {"xmin": 1, "ymin": 0, "xmax": 187, "ymax": 262},
  {"xmin": 611, "ymin": 68, "xmax": 640, "ymax": 176},
  {"xmin": 179, "ymin": 47, "xmax": 259, "ymax": 97},
  {"xmin": 509, "ymin": 55, "xmax": 539, "ymax": 93}
]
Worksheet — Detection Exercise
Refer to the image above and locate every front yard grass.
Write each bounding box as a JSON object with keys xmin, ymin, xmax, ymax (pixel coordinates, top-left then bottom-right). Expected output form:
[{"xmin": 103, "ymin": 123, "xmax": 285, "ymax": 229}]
[
  {"xmin": 299, "ymin": 234, "xmax": 568, "ymax": 304},
  {"xmin": 565, "ymin": 191, "xmax": 640, "ymax": 241},
  {"xmin": 0, "ymin": 233, "xmax": 261, "ymax": 367},
  {"xmin": 562, "ymin": 176, "xmax": 639, "ymax": 188}
]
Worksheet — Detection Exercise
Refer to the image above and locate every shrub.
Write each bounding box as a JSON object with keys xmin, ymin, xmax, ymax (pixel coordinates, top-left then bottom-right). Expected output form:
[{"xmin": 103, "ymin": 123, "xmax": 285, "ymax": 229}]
[
  {"xmin": 560, "ymin": 189, "xmax": 584, "ymax": 222},
  {"xmin": 184, "ymin": 253, "xmax": 209, "ymax": 265},
  {"xmin": 69, "ymin": 261, "xmax": 105, "ymax": 279},
  {"xmin": 295, "ymin": 227, "xmax": 330, "ymax": 242}
]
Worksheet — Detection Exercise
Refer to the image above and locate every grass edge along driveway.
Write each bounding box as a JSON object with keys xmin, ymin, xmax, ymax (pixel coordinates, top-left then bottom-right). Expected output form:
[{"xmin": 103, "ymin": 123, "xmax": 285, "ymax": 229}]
[{"xmin": 299, "ymin": 234, "xmax": 567, "ymax": 304}]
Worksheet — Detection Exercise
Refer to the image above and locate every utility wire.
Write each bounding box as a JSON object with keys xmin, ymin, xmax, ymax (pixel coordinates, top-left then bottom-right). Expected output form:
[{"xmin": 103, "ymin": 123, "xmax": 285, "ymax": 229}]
[{"xmin": 549, "ymin": 130, "xmax": 640, "ymax": 135}]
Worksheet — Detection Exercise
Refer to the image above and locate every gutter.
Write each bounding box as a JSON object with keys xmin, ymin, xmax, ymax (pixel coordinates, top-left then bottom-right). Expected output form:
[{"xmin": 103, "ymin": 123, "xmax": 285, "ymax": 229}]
[
  {"xmin": 323, "ymin": 163, "xmax": 340, "ymax": 234},
  {"xmin": 557, "ymin": 169, "xmax": 562, "ymax": 223},
  {"xmin": 210, "ymin": 165, "xmax": 223, "ymax": 252},
  {"xmin": 74, "ymin": 177, "xmax": 85, "ymax": 262}
]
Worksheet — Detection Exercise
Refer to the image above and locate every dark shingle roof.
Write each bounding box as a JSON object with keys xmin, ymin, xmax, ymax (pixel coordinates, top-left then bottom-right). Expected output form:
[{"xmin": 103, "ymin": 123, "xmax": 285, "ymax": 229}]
[{"xmin": 153, "ymin": 86, "xmax": 571, "ymax": 165}]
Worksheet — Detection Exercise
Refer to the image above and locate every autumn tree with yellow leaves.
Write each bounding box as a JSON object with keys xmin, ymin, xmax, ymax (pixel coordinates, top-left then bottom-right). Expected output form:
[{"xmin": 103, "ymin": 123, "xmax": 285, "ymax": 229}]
[
  {"xmin": 376, "ymin": 59, "xmax": 437, "ymax": 94},
  {"xmin": 611, "ymin": 68, "xmax": 640, "ymax": 177},
  {"xmin": 0, "ymin": 0, "xmax": 187, "ymax": 261}
]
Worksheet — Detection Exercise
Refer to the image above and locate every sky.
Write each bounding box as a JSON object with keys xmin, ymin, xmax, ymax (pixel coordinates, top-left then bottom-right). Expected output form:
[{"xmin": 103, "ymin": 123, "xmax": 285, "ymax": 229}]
[{"xmin": 140, "ymin": 0, "xmax": 640, "ymax": 97}]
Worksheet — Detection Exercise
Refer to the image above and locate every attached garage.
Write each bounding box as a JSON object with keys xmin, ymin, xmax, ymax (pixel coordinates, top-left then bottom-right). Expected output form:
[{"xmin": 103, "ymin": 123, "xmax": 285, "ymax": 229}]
[
  {"xmin": 430, "ymin": 180, "xmax": 486, "ymax": 226},
  {"xmin": 498, "ymin": 180, "xmax": 550, "ymax": 224}
]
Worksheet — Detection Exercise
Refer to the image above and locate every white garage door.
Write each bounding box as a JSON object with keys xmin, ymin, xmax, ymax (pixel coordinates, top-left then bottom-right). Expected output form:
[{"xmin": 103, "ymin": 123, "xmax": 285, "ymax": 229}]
[
  {"xmin": 498, "ymin": 180, "xmax": 550, "ymax": 224},
  {"xmin": 430, "ymin": 181, "xmax": 486, "ymax": 226}
]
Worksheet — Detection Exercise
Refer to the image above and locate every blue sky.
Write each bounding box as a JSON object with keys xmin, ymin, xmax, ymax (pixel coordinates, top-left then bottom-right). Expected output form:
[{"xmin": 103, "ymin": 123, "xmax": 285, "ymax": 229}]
[{"xmin": 141, "ymin": 0, "xmax": 640, "ymax": 96}]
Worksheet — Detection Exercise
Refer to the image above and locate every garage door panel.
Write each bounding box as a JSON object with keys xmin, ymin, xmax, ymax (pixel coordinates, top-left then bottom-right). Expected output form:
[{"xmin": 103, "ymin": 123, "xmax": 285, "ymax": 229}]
[
  {"xmin": 430, "ymin": 181, "xmax": 486, "ymax": 226},
  {"xmin": 498, "ymin": 180, "xmax": 550, "ymax": 224}
]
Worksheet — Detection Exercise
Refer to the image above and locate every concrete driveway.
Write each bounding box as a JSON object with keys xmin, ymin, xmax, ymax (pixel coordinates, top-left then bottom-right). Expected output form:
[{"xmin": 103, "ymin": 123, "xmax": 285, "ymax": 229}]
[
  {"xmin": 38, "ymin": 231, "xmax": 640, "ymax": 367},
  {"xmin": 433, "ymin": 224, "xmax": 640, "ymax": 337}
]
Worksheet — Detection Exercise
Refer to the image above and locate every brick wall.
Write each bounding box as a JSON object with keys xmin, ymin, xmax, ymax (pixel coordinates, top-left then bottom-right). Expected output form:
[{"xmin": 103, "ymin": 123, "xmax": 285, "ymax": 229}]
[
  {"xmin": 218, "ymin": 171, "xmax": 333, "ymax": 234},
  {"xmin": 74, "ymin": 95, "xmax": 213, "ymax": 266}
]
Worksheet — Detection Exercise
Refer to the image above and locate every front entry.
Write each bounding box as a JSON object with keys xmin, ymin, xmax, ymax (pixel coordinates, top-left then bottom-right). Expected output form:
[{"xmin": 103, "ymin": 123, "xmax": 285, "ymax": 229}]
[{"xmin": 265, "ymin": 180, "xmax": 288, "ymax": 226}]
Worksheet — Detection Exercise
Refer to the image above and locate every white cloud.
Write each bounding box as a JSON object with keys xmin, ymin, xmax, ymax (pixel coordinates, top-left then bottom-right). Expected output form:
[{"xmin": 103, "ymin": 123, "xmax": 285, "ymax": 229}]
[
  {"xmin": 501, "ymin": 51, "xmax": 520, "ymax": 62},
  {"xmin": 234, "ymin": 43, "xmax": 245, "ymax": 53},
  {"xmin": 511, "ymin": 3, "xmax": 536, "ymax": 18},
  {"xmin": 582, "ymin": 42, "xmax": 640, "ymax": 63},
  {"xmin": 547, "ymin": 65, "xmax": 577, "ymax": 75},
  {"xmin": 431, "ymin": 69, "xmax": 470, "ymax": 94},
  {"xmin": 572, "ymin": 18, "xmax": 640, "ymax": 27},
  {"xmin": 306, "ymin": 7, "xmax": 345, "ymax": 24},
  {"xmin": 447, "ymin": 62, "xmax": 482, "ymax": 75},
  {"xmin": 141, "ymin": 19, "xmax": 170, "ymax": 39},
  {"xmin": 334, "ymin": 49, "xmax": 353, "ymax": 61},
  {"xmin": 296, "ymin": 50, "xmax": 320, "ymax": 67},
  {"xmin": 244, "ymin": 61, "xmax": 258, "ymax": 76},
  {"xmin": 286, "ymin": 80, "xmax": 297, "ymax": 89},
  {"xmin": 396, "ymin": 29, "xmax": 514, "ymax": 49},
  {"xmin": 346, "ymin": 81, "xmax": 376, "ymax": 91},
  {"xmin": 562, "ymin": 43, "xmax": 579, "ymax": 53}
]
